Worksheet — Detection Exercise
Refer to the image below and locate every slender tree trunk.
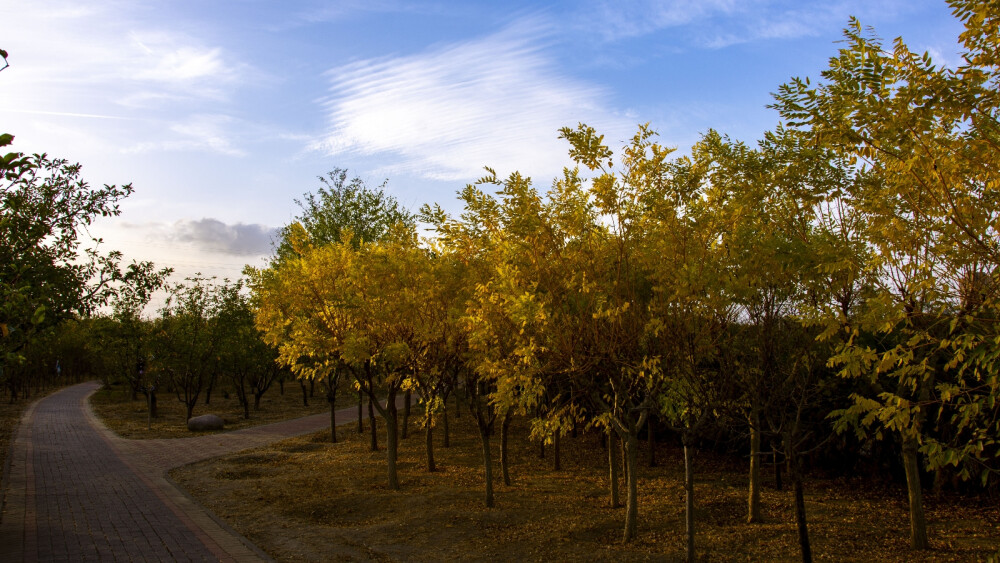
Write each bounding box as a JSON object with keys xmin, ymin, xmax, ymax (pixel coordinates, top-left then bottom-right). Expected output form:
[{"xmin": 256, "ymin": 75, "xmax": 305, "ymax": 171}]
[
  {"xmin": 793, "ymin": 474, "xmax": 812, "ymax": 562},
  {"xmin": 327, "ymin": 389, "xmax": 337, "ymax": 443},
  {"xmin": 309, "ymin": 377, "xmax": 315, "ymax": 398},
  {"xmin": 748, "ymin": 413, "xmax": 763, "ymax": 523},
  {"xmin": 786, "ymin": 433, "xmax": 812, "ymax": 563},
  {"xmin": 539, "ymin": 441, "xmax": 545, "ymax": 459},
  {"xmin": 902, "ymin": 436, "xmax": 929, "ymax": 550},
  {"xmin": 402, "ymin": 389, "xmax": 411, "ymax": 439},
  {"xmin": 480, "ymin": 424, "xmax": 495, "ymax": 508},
  {"xmin": 425, "ymin": 417, "xmax": 436, "ymax": 472},
  {"xmin": 623, "ymin": 428, "xmax": 639, "ymax": 543},
  {"xmin": 609, "ymin": 430, "xmax": 621, "ymax": 508},
  {"xmin": 385, "ymin": 402, "xmax": 399, "ymax": 490},
  {"xmin": 773, "ymin": 441, "xmax": 783, "ymax": 491},
  {"xmin": 185, "ymin": 400, "xmax": 195, "ymax": 422},
  {"xmin": 279, "ymin": 378, "xmax": 284, "ymax": 395},
  {"xmin": 684, "ymin": 439, "xmax": 696, "ymax": 563},
  {"xmin": 553, "ymin": 431, "xmax": 561, "ymax": 471},
  {"xmin": 241, "ymin": 389, "xmax": 250, "ymax": 419},
  {"xmin": 442, "ymin": 396, "xmax": 450, "ymax": 448},
  {"xmin": 621, "ymin": 436, "xmax": 629, "ymax": 489},
  {"xmin": 647, "ymin": 417, "xmax": 657, "ymax": 468},
  {"xmin": 149, "ymin": 389, "xmax": 158, "ymax": 419},
  {"xmin": 357, "ymin": 389, "xmax": 363, "ymax": 433},
  {"xmin": 299, "ymin": 379, "xmax": 309, "ymax": 407},
  {"xmin": 254, "ymin": 391, "xmax": 262, "ymax": 411},
  {"xmin": 500, "ymin": 410, "xmax": 512, "ymax": 486},
  {"xmin": 368, "ymin": 397, "xmax": 378, "ymax": 451},
  {"xmin": 204, "ymin": 373, "xmax": 215, "ymax": 405},
  {"xmin": 454, "ymin": 385, "xmax": 460, "ymax": 418}
]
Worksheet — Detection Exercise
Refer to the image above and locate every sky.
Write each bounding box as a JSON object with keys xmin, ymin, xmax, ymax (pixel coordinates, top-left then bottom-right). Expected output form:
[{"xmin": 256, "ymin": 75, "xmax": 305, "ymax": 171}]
[{"xmin": 0, "ymin": 0, "xmax": 968, "ymax": 290}]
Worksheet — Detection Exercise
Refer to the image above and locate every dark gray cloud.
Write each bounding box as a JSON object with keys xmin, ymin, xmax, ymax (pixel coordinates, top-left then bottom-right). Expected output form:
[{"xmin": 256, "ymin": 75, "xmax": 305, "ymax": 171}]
[{"xmin": 171, "ymin": 218, "xmax": 279, "ymax": 255}]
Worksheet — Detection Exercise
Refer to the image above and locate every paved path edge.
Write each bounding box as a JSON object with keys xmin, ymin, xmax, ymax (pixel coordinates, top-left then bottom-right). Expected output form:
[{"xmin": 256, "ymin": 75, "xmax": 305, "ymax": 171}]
[
  {"xmin": 80, "ymin": 385, "xmax": 278, "ymax": 563},
  {"xmin": 0, "ymin": 392, "xmax": 43, "ymax": 562}
]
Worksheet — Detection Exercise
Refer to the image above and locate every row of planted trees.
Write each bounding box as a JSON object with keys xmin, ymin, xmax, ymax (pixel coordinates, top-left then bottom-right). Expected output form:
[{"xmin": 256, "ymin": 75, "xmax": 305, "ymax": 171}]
[
  {"xmin": 250, "ymin": 4, "xmax": 999, "ymax": 561},
  {"xmin": 98, "ymin": 275, "xmax": 296, "ymax": 423},
  {"xmin": 3, "ymin": 271, "xmax": 292, "ymax": 425}
]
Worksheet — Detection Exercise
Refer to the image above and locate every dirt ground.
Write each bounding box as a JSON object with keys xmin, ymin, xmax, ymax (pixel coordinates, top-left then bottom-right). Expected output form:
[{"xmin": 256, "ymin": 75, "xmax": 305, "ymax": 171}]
[
  {"xmin": 171, "ymin": 407, "xmax": 1000, "ymax": 562},
  {"xmin": 89, "ymin": 380, "xmax": 352, "ymax": 439}
]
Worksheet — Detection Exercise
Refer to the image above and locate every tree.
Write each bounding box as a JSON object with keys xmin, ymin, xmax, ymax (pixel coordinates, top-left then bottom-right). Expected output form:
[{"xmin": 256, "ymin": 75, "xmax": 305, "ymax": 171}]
[
  {"xmin": 1, "ymin": 135, "xmax": 135, "ymax": 398},
  {"xmin": 773, "ymin": 3, "xmax": 1000, "ymax": 549},
  {"xmin": 275, "ymin": 168, "xmax": 415, "ymax": 259},
  {"xmin": 265, "ymin": 168, "xmax": 416, "ymax": 444},
  {"xmin": 154, "ymin": 276, "xmax": 226, "ymax": 422},
  {"xmin": 252, "ymin": 224, "xmax": 424, "ymax": 490},
  {"xmin": 216, "ymin": 279, "xmax": 283, "ymax": 420}
]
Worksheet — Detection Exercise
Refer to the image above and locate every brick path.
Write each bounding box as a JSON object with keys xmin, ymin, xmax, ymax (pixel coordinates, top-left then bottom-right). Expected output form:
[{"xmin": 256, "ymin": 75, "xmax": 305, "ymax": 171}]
[{"xmin": 0, "ymin": 381, "xmax": 371, "ymax": 562}]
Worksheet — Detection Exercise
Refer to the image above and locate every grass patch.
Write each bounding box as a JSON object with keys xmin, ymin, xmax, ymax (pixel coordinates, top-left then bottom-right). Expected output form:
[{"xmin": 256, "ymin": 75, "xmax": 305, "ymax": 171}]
[
  {"xmin": 171, "ymin": 406, "xmax": 1000, "ymax": 562},
  {"xmin": 89, "ymin": 380, "xmax": 357, "ymax": 439}
]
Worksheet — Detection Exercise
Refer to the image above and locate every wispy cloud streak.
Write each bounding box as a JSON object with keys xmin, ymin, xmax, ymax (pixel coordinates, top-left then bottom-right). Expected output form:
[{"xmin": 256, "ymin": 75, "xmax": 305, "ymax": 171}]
[{"xmin": 314, "ymin": 19, "xmax": 634, "ymax": 181}]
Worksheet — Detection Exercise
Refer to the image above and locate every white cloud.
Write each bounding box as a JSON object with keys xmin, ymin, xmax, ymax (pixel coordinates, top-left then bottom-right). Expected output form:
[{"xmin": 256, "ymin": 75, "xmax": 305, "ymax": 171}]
[
  {"xmin": 585, "ymin": 0, "xmax": 747, "ymax": 40},
  {"xmin": 0, "ymin": 0, "xmax": 251, "ymax": 156},
  {"xmin": 579, "ymin": 0, "xmax": 880, "ymax": 47},
  {"xmin": 123, "ymin": 114, "xmax": 246, "ymax": 157},
  {"xmin": 313, "ymin": 19, "xmax": 634, "ymax": 182}
]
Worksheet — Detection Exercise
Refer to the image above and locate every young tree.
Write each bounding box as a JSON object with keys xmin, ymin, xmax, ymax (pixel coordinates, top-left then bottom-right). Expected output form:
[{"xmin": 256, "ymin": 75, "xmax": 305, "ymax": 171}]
[
  {"xmin": 155, "ymin": 276, "xmax": 226, "ymax": 422},
  {"xmin": 216, "ymin": 279, "xmax": 283, "ymax": 420}
]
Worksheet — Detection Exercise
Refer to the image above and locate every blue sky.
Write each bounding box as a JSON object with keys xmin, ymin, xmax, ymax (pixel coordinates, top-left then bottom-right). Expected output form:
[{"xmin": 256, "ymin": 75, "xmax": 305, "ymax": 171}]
[{"xmin": 1, "ymin": 0, "xmax": 966, "ymax": 284}]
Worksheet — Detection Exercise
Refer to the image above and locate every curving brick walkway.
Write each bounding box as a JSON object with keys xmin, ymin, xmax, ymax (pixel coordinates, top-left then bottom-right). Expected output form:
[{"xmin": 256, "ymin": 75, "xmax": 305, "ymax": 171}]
[{"xmin": 0, "ymin": 381, "xmax": 369, "ymax": 562}]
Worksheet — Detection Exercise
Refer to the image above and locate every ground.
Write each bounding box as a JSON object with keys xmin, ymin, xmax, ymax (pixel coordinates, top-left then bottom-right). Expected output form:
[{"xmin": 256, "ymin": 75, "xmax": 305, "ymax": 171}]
[
  {"xmin": 167, "ymin": 406, "xmax": 1000, "ymax": 562},
  {"xmin": 89, "ymin": 379, "xmax": 355, "ymax": 439}
]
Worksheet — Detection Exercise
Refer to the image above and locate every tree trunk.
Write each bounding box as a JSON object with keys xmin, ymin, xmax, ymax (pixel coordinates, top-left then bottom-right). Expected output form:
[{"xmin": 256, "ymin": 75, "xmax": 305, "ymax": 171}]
[
  {"xmin": 241, "ymin": 392, "xmax": 250, "ymax": 420},
  {"xmin": 480, "ymin": 427, "xmax": 495, "ymax": 508},
  {"xmin": 609, "ymin": 430, "xmax": 621, "ymax": 508},
  {"xmin": 773, "ymin": 441, "xmax": 783, "ymax": 491},
  {"xmin": 684, "ymin": 440, "xmax": 696, "ymax": 563},
  {"xmin": 647, "ymin": 417, "xmax": 657, "ymax": 468},
  {"xmin": 309, "ymin": 377, "xmax": 315, "ymax": 398},
  {"xmin": 621, "ymin": 436, "xmax": 629, "ymax": 489},
  {"xmin": 204, "ymin": 373, "xmax": 215, "ymax": 405},
  {"xmin": 553, "ymin": 431, "xmax": 561, "ymax": 471},
  {"xmin": 254, "ymin": 391, "xmax": 262, "ymax": 411},
  {"xmin": 368, "ymin": 397, "xmax": 378, "ymax": 451},
  {"xmin": 402, "ymin": 389, "xmax": 411, "ymax": 439},
  {"xmin": 149, "ymin": 389, "xmax": 158, "ymax": 419},
  {"xmin": 442, "ymin": 396, "xmax": 450, "ymax": 448},
  {"xmin": 902, "ymin": 436, "xmax": 929, "ymax": 550},
  {"xmin": 623, "ymin": 429, "xmax": 639, "ymax": 543},
  {"xmin": 425, "ymin": 417, "xmax": 436, "ymax": 472},
  {"xmin": 357, "ymin": 389, "xmax": 363, "ymax": 433},
  {"xmin": 748, "ymin": 414, "xmax": 763, "ymax": 523},
  {"xmin": 454, "ymin": 385, "xmax": 460, "ymax": 418},
  {"xmin": 786, "ymin": 433, "xmax": 812, "ymax": 563},
  {"xmin": 500, "ymin": 411, "xmax": 512, "ymax": 486},
  {"xmin": 539, "ymin": 440, "xmax": 545, "ymax": 459},
  {"xmin": 385, "ymin": 406, "xmax": 399, "ymax": 490},
  {"xmin": 328, "ymin": 390, "xmax": 337, "ymax": 443},
  {"xmin": 185, "ymin": 400, "xmax": 195, "ymax": 422},
  {"xmin": 299, "ymin": 379, "xmax": 309, "ymax": 407},
  {"xmin": 279, "ymin": 378, "xmax": 284, "ymax": 395}
]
